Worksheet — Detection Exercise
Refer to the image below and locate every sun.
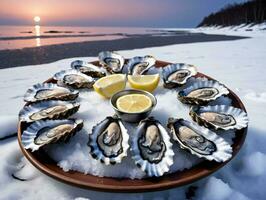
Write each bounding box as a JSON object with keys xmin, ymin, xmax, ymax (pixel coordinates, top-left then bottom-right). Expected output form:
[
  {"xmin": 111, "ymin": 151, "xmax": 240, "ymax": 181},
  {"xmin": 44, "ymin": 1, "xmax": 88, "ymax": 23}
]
[{"xmin": 34, "ymin": 16, "xmax": 41, "ymax": 23}]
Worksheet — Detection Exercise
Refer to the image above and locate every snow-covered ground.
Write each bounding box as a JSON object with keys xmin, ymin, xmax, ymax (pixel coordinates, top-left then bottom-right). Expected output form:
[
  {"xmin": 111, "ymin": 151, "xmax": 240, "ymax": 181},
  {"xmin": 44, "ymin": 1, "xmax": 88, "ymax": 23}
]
[{"xmin": 0, "ymin": 27, "xmax": 266, "ymax": 199}]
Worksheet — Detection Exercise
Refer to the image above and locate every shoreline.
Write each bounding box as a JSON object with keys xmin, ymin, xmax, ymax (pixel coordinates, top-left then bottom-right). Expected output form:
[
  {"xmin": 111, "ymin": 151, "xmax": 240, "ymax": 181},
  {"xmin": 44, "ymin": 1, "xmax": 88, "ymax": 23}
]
[{"xmin": 0, "ymin": 33, "xmax": 247, "ymax": 69}]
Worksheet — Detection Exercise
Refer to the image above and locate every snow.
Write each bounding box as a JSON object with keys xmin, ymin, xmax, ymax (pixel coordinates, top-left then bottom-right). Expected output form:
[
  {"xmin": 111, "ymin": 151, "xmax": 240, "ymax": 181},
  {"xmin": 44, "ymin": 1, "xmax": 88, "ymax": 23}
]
[
  {"xmin": 0, "ymin": 115, "xmax": 18, "ymax": 139},
  {"xmin": 0, "ymin": 27, "xmax": 266, "ymax": 199},
  {"xmin": 193, "ymin": 22, "xmax": 266, "ymax": 37},
  {"xmin": 198, "ymin": 177, "xmax": 250, "ymax": 200}
]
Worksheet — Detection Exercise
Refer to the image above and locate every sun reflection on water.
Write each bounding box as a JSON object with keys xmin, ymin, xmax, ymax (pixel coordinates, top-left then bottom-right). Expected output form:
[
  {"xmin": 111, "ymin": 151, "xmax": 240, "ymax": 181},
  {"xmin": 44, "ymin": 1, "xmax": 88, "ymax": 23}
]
[{"xmin": 34, "ymin": 25, "xmax": 41, "ymax": 47}]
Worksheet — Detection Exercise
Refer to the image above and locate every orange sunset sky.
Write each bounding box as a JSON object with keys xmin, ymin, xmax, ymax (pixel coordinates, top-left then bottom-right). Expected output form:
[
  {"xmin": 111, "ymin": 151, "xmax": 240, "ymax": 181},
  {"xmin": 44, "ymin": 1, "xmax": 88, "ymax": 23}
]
[{"xmin": 0, "ymin": 0, "xmax": 245, "ymax": 27}]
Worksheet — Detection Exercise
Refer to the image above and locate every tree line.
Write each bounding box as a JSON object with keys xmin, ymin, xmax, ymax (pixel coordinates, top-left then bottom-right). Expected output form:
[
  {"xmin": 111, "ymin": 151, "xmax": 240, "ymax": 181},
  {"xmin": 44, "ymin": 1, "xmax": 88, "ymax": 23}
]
[{"xmin": 197, "ymin": 0, "xmax": 266, "ymax": 27}]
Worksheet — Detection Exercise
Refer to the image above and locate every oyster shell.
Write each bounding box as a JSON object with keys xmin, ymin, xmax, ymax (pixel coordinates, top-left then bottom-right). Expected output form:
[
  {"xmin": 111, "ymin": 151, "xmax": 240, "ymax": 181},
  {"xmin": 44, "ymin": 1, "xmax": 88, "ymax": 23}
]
[
  {"xmin": 177, "ymin": 78, "xmax": 229, "ymax": 105},
  {"xmin": 71, "ymin": 60, "xmax": 106, "ymax": 78},
  {"xmin": 167, "ymin": 118, "xmax": 232, "ymax": 162},
  {"xmin": 162, "ymin": 63, "xmax": 197, "ymax": 88},
  {"xmin": 131, "ymin": 117, "xmax": 174, "ymax": 177},
  {"xmin": 88, "ymin": 115, "xmax": 129, "ymax": 165},
  {"xmin": 53, "ymin": 69, "xmax": 95, "ymax": 89},
  {"xmin": 22, "ymin": 119, "xmax": 83, "ymax": 151},
  {"xmin": 19, "ymin": 100, "xmax": 80, "ymax": 123},
  {"xmin": 190, "ymin": 105, "xmax": 248, "ymax": 130},
  {"xmin": 126, "ymin": 55, "xmax": 156, "ymax": 75},
  {"xmin": 98, "ymin": 51, "xmax": 125, "ymax": 73},
  {"xmin": 24, "ymin": 83, "xmax": 79, "ymax": 103}
]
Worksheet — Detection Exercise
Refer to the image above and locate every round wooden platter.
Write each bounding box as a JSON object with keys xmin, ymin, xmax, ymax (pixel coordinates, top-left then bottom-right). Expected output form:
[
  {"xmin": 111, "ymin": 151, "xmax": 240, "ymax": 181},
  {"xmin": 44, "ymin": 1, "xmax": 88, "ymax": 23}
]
[{"xmin": 17, "ymin": 60, "xmax": 248, "ymax": 193}]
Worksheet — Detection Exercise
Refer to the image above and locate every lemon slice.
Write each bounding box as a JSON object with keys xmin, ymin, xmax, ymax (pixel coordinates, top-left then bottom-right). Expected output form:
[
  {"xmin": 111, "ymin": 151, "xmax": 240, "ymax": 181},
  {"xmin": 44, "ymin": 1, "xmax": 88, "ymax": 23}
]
[
  {"xmin": 93, "ymin": 74, "xmax": 126, "ymax": 98},
  {"xmin": 116, "ymin": 94, "xmax": 152, "ymax": 113},
  {"xmin": 128, "ymin": 74, "xmax": 160, "ymax": 92}
]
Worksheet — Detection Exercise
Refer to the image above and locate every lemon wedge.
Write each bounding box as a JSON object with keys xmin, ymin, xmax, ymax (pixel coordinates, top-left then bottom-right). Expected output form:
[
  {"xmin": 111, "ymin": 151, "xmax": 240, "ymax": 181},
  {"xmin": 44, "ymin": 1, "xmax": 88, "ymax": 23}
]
[
  {"xmin": 116, "ymin": 94, "xmax": 152, "ymax": 113},
  {"xmin": 128, "ymin": 74, "xmax": 160, "ymax": 92},
  {"xmin": 93, "ymin": 74, "xmax": 126, "ymax": 98}
]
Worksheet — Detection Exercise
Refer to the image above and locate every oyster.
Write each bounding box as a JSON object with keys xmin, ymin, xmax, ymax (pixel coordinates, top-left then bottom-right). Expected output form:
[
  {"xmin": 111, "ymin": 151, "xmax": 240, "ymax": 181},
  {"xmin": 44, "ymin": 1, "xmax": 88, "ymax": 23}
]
[
  {"xmin": 71, "ymin": 60, "xmax": 106, "ymax": 78},
  {"xmin": 98, "ymin": 51, "xmax": 125, "ymax": 73},
  {"xmin": 53, "ymin": 69, "xmax": 95, "ymax": 89},
  {"xmin": 19, "ymin": 100, "xmax": 80, "ymax": 123},
  {"xmin": 190, "ymin": 105, "xmax": 248, "ymax": 130},
  {"xmin": 126, "ymin": 55, "xmax": 156, "ymax": 75},
  {"xmin": 177, "ymin": 78, "xmax": 229, "ymax": 105},
  {"xmin": 88, "ymin": 115, "xmax": 129, "ymax": 165},
  {"xmin": 167, "ymin": 118, "xmax": 232, "ymax": 162},
  {"xmin": 131, "ymin": 117, "xmax": 174, "ymax": 177},
  {"xmin": 24, "ymin": 83, "xmax": 79, "ymax": 103},
  {"xmin": 162, "ymin": 63, "xmax": 197, "ymax": 88},
  {"xmin": 22, "ymin": 119, "xmax": 83, "ymax": 151}
]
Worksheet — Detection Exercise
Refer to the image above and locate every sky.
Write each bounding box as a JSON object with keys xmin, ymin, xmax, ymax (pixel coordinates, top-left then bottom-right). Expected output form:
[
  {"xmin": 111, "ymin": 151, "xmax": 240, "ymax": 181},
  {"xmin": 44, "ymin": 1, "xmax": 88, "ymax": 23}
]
[{"xmin": 0, "ymin": 0, "xmax": 246, "ymax": 28}]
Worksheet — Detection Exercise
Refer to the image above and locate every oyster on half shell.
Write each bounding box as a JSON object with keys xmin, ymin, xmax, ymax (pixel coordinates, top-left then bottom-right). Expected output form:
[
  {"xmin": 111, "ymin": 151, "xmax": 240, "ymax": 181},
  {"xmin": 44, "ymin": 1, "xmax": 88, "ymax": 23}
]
[
  {"xmin": 24, "ymin": 83, "xmax": 79, "ymax": 103},
  {"xmin": 162, "ymin": 63, "xmax": 197, "ymax": 88},
  {"xmin": 88, "ymin": 115, "xmax": 129, "ymax": 165},
  {"xmin": 71, "ymin": 60, "xmax": 106, "ymax": 78},
  {"xmin": 21, "ymin": 119, "xmax": 83, "ymax": 151},
  {"xmin": 177, "ymin": 78, "xmax": 229, "ymax": 105},
  {"xmin": 98, "ymin": 51, "xmax": 125, "ymax": 73},
  {"xmin": 190, "ymin": 105, "xmax": 248, "ymax": 130},
  {"xmin": 19, "ymin": 100, "xmax": 80, "ymax": 123},
  {"xmin": 131, "ymin": 117, "xmax": 174, "ymax": 177},
  {"xmin": 126, "ymin": 55, "xmax": 156, "ymax": 75},
  {"xmin": 167, "ymin": 118, "xmax": 232, "ymax": 162},
  {"xmin": 53, "ymin": 69, "xmax": 96, "ymax": 89}
]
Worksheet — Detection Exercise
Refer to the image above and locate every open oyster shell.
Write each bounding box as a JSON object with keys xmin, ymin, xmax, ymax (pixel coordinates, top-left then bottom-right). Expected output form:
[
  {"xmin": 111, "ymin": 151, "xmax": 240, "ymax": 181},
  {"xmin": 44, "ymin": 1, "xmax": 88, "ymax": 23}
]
[
  {"xmin": 19, "ymin": 100, "xmax": 80, "ymax": 123},
  {"xmin": 177, "ymin": 78, "xmax": 229, "ymax": 105},
  {"xmin": 126, "ymin": 55, "xmax": 156, "ymax": 75},
  {"xmin": 189, "ymin": 105, "xmax": 248, "ymax": 130},
  {"xmin": 88, "ymin": 115, "xmax": 129, "ymax": 165},
  {"xmin": 22, "ymin": 119, "xmax": 83, "ymax": 151},
  {"xmin": 53, "ymin": 69, "xmax": 95, "ymax": 89},
  {"xmin": 71, "ymin": 60, "xmax": 106, "ymax": 78},
  {"xmin": 98, "ymin": 51, "xmax": 125, "ymax": 73},
  {"xmin": 167, "ymin": 118, "xmax": 232, "ymax": 162},
  {"xmin": 24, "ymin": 83, "xmax": 79, "ymax": 103},
  {"xmin": 162, "ymin": 63, "xmax": 197, "ymax": 88},
  {"xmin": 131, "ymin": 117, "xmax": 174, "ymax": 177}
]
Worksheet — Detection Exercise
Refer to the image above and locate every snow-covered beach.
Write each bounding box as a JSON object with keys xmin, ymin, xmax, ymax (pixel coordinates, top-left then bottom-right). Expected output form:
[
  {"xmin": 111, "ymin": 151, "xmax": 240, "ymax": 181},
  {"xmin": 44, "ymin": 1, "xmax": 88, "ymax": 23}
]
[{"xmin": 1, "ymin": 27, "xmax": 266, "ymax": 199}]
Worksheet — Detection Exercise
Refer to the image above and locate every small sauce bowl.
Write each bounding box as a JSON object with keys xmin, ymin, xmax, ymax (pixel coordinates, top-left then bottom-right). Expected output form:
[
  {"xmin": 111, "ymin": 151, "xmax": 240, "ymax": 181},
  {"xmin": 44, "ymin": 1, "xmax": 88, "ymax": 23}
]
[{"xmin": 110, "ymin": 89, "xmax": 157, "ymax": 123}]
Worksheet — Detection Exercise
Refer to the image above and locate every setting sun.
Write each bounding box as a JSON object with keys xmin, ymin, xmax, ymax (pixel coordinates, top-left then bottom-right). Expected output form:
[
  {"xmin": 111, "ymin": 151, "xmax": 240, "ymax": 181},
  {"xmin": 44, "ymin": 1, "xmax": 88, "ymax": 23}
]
[{"xmin": 34, "ymin": 16, "xmax": 41, "ymax": 23}]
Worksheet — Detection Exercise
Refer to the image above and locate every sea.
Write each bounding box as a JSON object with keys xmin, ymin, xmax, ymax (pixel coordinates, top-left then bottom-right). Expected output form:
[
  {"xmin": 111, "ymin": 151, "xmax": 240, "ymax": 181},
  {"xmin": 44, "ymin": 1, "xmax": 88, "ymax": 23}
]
[{"xmin": 0, "ymin": 25, "xmax": 169, "ymax": 50}]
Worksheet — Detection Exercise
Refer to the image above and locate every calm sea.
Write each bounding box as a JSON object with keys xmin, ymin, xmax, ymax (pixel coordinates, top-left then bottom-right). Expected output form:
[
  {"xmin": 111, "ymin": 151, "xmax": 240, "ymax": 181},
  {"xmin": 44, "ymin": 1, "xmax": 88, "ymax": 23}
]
[{"xmin": 0, "ymin": 26, "xmax": 163, "ymax": 50}]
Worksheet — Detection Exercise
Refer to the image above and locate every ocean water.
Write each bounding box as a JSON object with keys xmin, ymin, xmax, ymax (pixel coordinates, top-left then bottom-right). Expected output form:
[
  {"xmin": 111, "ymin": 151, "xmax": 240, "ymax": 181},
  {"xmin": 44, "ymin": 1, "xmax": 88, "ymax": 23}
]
[{"xmin": 0, "ymin": 26, "xmax": 169, "ymax": 50}]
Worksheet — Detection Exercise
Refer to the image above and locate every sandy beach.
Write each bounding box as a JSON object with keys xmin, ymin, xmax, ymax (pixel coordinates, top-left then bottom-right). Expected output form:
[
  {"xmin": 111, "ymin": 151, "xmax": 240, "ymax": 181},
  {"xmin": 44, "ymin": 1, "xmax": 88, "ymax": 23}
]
[{"xmin": 0, "ymin": 32, "xmax": 246, "ymax": 68}]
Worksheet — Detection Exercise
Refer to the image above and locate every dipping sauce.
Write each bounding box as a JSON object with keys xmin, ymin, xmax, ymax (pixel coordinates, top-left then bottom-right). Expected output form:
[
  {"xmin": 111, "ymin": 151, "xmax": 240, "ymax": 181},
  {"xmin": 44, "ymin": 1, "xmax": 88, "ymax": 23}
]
[{"xmin": 116, "ymin": 94, "xmax": 152, "ymax": 113}]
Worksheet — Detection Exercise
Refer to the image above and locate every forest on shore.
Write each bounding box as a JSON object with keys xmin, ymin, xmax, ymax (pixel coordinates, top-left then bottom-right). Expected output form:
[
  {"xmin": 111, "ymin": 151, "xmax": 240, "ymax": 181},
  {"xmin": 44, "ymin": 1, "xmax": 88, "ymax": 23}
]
[{"xmin": 198, "ymin": 0, "xmax": 266, "ymax": 27}]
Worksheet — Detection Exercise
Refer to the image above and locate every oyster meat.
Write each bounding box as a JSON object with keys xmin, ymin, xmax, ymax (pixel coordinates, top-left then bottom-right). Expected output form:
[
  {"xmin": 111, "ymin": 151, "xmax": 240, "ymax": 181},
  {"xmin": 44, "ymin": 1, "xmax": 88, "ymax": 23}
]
[
  {"xmin": 177, "ymin": 78, "xmax": 229, "ymax": 105},
  {"xmin": 71, "ymin": 60, "xmax": 106, "ymax": 78},
  {"xmin": 187, "ymin": 88, "xmax": 219, "ymax": 99},
  {"xmin": 22, "ymin": 119, "xmax": 83, "ymax": 151},
  {"xmin": 53, "ymin": 69, "xmax": 95, "ymax": 89},
  {"xmin": 126, "ymin": 55, "xmax": 156, "ymax": 75},
  {"xmin": 88, "ymin": 115, "xmax": 129, "ymax": 165},
  {"xmin": 24, "ymin": 83, "xmax": 79, "ymax": 103},
  {"xmin": 162, "ymin": 63, "xmax": 197, "ymax": 88},
  {"xmin": 167, "ymin": 118, "xmax": 232, "ymax": 162},
  {"xmin": 98, "ymin": 51, "xmax": 125, "ymax": 73},
  {"xmin": 131, "ymin": 117, "xmax": 174, "ymax": 177},
  {"xmin": 19, "ymin": 100, "xmax": 80, "ymax": 122},
  {"xmin": 190, "ymin": 105, "xmax": 248, "ymax": 130}
]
